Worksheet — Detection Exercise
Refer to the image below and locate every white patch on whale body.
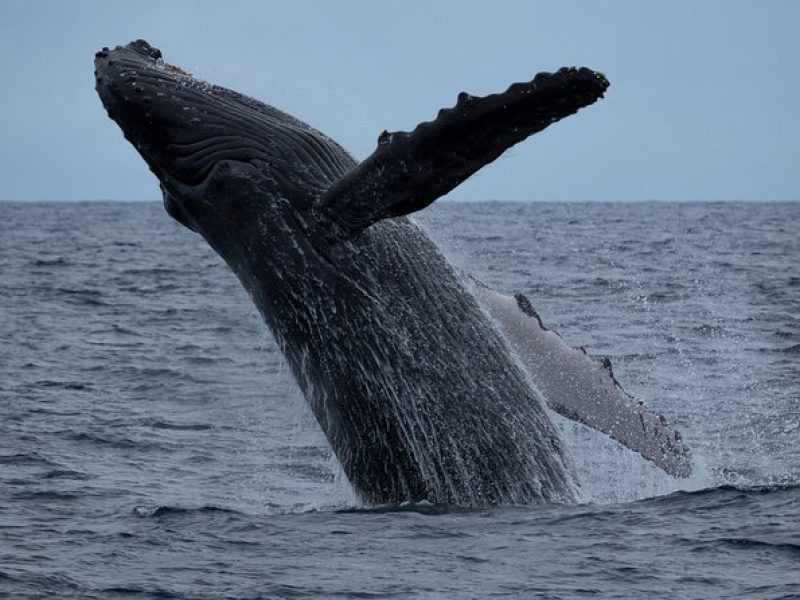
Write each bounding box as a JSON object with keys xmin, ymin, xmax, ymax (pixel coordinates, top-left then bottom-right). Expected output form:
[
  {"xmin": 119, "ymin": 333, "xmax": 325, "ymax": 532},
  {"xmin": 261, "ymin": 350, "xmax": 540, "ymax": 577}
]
[{"xmin": 469, "ymin": 282, "xmax": 692, "ymax": 480}]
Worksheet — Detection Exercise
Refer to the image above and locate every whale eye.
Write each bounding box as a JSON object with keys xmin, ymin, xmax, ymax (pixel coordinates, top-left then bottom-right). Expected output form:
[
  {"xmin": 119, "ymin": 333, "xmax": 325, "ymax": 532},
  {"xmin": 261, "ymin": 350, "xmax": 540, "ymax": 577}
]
[{"xmin": 162, "ymin": 187, "xmax": 198, "ymax": 232}]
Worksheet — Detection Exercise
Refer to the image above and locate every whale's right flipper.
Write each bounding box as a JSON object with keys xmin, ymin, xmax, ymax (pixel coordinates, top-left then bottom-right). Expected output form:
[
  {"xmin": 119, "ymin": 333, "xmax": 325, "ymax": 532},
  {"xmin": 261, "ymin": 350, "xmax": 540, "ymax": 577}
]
[
  {"xmin": 314, "ymin": 67, "xmax": 609, "ymax": 241},
  {"xmin": 469, "ymin": 280, "xmax": 693, "ymax": 479}
]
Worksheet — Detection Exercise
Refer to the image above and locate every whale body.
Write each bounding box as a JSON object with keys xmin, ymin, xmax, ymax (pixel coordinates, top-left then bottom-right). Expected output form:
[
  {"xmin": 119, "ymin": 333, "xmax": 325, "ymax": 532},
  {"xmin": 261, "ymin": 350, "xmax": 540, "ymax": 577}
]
[{"xmin": 94, "ymin": 40, "xmax": 690, "ymax": 506}]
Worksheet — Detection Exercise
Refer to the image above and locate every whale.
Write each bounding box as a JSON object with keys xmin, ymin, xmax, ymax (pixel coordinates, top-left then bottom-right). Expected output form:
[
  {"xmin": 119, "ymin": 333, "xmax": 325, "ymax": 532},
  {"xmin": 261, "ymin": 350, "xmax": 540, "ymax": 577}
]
[{"xmin": 95, "ymin": 40, "xmax": 691, "ymax": 506}]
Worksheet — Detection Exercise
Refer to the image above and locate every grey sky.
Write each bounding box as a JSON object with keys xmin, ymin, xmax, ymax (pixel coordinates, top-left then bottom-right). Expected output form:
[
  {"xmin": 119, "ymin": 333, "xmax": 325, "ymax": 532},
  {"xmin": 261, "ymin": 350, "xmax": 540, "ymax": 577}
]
[{"xmin": 1, "ymin": 1, "xmax": 798, "ymax": 201}]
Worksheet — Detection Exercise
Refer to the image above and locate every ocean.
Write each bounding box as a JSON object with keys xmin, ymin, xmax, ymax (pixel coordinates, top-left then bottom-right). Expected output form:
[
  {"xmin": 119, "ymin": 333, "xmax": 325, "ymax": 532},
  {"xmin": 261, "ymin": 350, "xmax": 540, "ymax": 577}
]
[{"xmin": 1, "ymin": 200, "xmax": 797, "ymax": 599}]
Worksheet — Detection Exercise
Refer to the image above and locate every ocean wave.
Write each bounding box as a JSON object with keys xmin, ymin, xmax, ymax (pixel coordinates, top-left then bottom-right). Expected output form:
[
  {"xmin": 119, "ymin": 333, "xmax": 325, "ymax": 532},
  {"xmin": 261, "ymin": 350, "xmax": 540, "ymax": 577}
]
[
  {"xmin": 100, "ymin": 586, "xmax": 182, "ymax": 599},
  {"xmin": 715, "ymin": 537, "xmax": 800, "ymax": 556},
  {"xmin": 12, "ymin": 490, "xmax": 82, "ymax": 501},
  {"xmin": 53, "ymin": 287, "xmax": 107, "ymax": 306},
  {"xmin": 0, "ymin": 452, "xmax": 61, "ymax": 467},
  {"xmin": 35, "ymin": 380, "xmax": 93, "ymax": 391},
  {"xmin": 768, "ymin": 343, "xmax": 800, "ymax": 355},
  {"xmin": 640, "ymin": 482, "xmax": 800, "ymax": 507},
  {"xmin": 132, "ymin": 504, "xmax": 243, "ymax": 518},
  {"xmin": 65, "ymin": 431, "xmax": 170, "ymax": 451},
  {"xmin": 336, "ymin": 500, "xmax": 482, "ymax": 516},
  {"xmin": 31, "ymin": 257, "xmax": 69, "ymax": 267},
  {"xmin": 38, "ymin": 469, "xmax": 93, "ymax": 481},
  {"xmin": 139, "ymin": 418, "xmax": 213, "ymax": 432}
]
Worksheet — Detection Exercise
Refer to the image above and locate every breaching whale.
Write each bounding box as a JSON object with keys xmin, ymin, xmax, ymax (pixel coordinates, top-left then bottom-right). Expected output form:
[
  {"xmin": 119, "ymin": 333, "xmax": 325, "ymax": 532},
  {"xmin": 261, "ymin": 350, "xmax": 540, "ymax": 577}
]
[{"xmin": 95, "ymin": 40, "xmax": 691, "ymax": 506}]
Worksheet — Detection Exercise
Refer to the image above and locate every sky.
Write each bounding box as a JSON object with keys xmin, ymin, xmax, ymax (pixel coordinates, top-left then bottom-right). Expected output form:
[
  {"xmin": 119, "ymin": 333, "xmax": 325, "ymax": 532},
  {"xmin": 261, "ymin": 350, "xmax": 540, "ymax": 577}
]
[{"xmin": 0, "ymin": 1, "xmax": 798, "ymax": 202}]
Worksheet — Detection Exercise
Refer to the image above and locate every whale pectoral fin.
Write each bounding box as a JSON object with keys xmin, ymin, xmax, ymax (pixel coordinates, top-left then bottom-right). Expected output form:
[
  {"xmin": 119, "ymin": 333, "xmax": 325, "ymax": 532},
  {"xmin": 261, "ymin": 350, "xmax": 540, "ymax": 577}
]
[
  {"xmin": 469, "ymin": 280, "xmax": 693, "ymax": 478},
  {"xmin": 315, "ymin": 67, "xmax": 609, "ymax": 240}
]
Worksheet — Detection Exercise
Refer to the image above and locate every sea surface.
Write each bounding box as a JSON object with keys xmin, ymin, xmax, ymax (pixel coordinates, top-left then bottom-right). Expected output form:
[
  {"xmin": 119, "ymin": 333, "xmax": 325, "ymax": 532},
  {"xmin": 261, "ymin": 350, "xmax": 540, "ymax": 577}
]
[{"xmin": 1, "ymin": 201, "xmax": 798, "ymax": 599}]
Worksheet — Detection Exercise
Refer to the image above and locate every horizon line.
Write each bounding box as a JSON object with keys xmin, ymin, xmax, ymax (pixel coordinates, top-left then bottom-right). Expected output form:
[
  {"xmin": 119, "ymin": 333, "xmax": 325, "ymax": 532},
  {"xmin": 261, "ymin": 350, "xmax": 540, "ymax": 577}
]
[{"xmin": 1, "ymin": 198, "xmax": 798, "ymax": 204}]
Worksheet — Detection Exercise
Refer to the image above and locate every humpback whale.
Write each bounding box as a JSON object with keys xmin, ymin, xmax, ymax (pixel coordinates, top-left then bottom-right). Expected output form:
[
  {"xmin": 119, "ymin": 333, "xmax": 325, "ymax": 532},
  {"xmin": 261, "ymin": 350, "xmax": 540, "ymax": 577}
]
[{"xmin": 95, "ymin": 40, "xmax": 691, "ymax": 506}]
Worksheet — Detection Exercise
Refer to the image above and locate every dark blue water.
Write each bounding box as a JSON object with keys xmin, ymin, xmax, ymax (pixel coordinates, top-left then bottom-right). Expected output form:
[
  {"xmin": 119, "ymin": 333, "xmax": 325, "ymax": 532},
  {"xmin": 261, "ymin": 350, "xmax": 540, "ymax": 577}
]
[{"xmin": 1, "ymin": 201, "xmax": 798, "ymax": 599}]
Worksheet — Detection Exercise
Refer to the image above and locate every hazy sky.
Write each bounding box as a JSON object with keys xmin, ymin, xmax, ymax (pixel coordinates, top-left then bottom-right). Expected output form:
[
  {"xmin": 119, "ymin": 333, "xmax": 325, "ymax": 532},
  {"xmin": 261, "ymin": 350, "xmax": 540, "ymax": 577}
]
[{"xmin": 1, "ymin": 1, "xmax": 798, "ymax": 201}]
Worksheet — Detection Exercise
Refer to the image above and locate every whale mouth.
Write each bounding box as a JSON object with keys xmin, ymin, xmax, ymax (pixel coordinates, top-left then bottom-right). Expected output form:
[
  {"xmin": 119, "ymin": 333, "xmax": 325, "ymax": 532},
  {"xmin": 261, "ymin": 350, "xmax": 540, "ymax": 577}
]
[{"xmin": 94, "ymin": 40, "xmax": 267, "ymax": 188}]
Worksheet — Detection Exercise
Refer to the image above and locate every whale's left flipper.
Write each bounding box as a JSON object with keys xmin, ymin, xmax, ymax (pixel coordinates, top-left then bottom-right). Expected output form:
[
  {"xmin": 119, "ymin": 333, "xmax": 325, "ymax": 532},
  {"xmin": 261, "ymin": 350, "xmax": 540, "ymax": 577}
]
[
  {"xmin": 315, "ymin": 67, "xmax": 609, "ymax": 240},
  {"xmin": 469, "ymin": 281, "xmax": 693, "ymax": 478}
]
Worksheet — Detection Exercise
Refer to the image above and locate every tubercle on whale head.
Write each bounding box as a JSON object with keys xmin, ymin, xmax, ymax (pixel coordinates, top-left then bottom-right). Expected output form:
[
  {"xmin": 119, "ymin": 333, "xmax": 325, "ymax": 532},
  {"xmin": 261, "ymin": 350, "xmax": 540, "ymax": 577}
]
[{"xmin": 95, "ymin": 40, "xmax": 235, "ymax": 218}]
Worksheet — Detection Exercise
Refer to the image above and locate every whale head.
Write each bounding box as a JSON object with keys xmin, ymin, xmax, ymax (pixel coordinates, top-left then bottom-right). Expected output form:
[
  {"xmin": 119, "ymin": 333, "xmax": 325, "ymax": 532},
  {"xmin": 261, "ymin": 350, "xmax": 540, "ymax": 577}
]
[{"xmin": 94, "ymin": 40, "xmax": 353, "ymax": 234}]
